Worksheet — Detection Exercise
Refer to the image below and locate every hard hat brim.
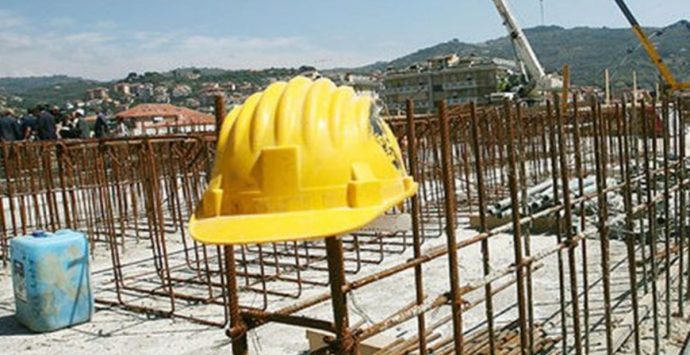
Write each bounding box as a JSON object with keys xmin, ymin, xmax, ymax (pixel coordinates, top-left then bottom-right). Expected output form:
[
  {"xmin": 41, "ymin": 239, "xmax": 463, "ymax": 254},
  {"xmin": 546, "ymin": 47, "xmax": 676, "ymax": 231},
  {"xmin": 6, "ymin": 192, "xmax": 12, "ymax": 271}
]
[{"xmin": 188, "ymin": 183, "xmax": 417, "ymax": 245}]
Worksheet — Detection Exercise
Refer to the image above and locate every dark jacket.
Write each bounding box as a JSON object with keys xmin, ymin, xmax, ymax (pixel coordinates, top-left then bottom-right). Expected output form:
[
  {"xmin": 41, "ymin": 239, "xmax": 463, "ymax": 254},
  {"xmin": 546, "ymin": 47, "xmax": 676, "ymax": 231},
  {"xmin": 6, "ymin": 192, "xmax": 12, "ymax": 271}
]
[
  {"xmin": 94, "ymin": 113, "xmax": 109, "ymax": 138},
  {"xmin": 20, "ymin": 114, "xmax": 37, "ymax": 139},
  {"xmin": 0, "ymin": 116, "xmax": 20, "ymax": 142},
  {"xmin": 36, "ymin": 111, "xmax": 58, "ymax": 140}
]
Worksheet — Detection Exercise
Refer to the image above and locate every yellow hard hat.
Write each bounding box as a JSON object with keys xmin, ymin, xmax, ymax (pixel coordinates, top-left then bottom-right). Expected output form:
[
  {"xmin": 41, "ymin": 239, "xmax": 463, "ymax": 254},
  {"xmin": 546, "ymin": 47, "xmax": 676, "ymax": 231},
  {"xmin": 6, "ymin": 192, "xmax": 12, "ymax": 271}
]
[{"xmin": 189, "ymin": 76, "xmax": 417, "ymax": 245}]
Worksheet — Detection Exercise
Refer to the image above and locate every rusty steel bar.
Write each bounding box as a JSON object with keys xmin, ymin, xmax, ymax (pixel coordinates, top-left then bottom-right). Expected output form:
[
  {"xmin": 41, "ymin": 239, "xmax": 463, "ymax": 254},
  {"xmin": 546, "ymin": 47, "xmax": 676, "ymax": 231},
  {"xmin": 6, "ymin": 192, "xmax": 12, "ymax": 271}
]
[
  {"xmin": 547, "ymin": 99, "xmax": 569, "ymax": 354},
  {"xmin": 620, "ymin": 96, "xmax": 641, "ymax": 355},
  {"xmin": 325, "ymin": 236, "xmax": 356, "ymax": 354},
  {"xmin": 438, "ymin": 100, "xmax": 464, "ymax": 354},
  {"xmin": 676, "ymin": 97, "xmax": 686, "ymax": 315},
  {"xmin": 571, "ymin": 94, "xmax": 590, "ymax": 353},
  {"xmin": 504, "ymin": 99, "xmax": 529, "ymax": 355},
  {"xmin": 641, "ymin": 97, "xmax": 661, "ymax": 353},
  {"xmin": 593, "ymin": 98, "xmax": 613, "ymax": 354},
  {"xmin": 661, "ymin": 97, "xmax": 671, "ymax": 338},
  {"xmin": 554, "ymin": 95, "xmax": 583, "ymax": 355},
  {"xmin": 470, "ymin": 101, "xmax": 496, "ymax": 355},
  {"xmin": 405, "ymin": 99, "xmax": 428, "ymax": 355}
]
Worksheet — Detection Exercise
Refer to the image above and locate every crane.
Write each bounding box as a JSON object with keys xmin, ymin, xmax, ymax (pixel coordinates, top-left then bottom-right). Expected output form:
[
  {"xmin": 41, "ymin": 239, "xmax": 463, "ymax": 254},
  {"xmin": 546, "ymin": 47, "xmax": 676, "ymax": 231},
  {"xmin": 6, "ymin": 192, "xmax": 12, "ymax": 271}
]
[
  {"xmin": 490, "ymin": 0, "xmax": 562, "ymax": 97},
  {"xmin": 613, "ymin": 0, "xmax": 690, "ymax": 93}
]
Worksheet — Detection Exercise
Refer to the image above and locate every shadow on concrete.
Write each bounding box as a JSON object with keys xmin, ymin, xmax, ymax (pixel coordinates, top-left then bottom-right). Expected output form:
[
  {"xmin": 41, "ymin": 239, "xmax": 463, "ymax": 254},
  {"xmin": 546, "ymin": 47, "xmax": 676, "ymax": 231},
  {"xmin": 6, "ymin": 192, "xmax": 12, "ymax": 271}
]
[{"xmin": 0, "ymin": 315, "xmax": 32, "ymax": 336}]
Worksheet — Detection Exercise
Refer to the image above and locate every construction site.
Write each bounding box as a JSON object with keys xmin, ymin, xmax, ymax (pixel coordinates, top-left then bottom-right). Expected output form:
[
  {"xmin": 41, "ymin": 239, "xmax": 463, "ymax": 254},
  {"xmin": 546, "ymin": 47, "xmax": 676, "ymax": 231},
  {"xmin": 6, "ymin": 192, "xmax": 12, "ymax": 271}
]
[{"xmin": 1, "ymin": 1, "xmax": 690, "ymax": 355}]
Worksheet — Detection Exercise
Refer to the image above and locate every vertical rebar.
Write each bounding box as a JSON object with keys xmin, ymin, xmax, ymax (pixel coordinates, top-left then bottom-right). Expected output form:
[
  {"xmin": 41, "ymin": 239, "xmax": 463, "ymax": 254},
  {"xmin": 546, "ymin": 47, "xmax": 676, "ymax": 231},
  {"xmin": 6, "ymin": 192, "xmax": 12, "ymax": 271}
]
[
  {"xmin": 504, "ymin": 99, "xmax": 529, "ymax": 355},
  {"xmin": 593, "ymin": 99, "xmax": 613, "ymax": 354},
  {"xmin": 620, "ymin": 96, "xmax": 641, "ymax": 355},
  {"xmin": 555, "ymin": 94, "xmax": 583, "ymax": 355},
  {"xmin": 677, "ymin": 97, "xmax": 686, "ymax": 315},
  {"xmin": 225, "ymin": 245, "xmax": 248, "ymax": 355},
  {"xmin": 661, "ymin": 98, "xmax": 671, "ymax": 337},
  {"xmin": 438, "ymin": 101, "xmax": 464, "ymax": 355},
  {"xmin": 405, "ymin": 99, "xmax": 428, "ymax": 355},
  {"xmin": 632, "ymin": 97, "xmax": 649, "ymax": 294},
  {"xmin": 215, "ymin": 97, "xmax": 248, "ymax": 355},
  {"xmin": 515, "ymin": 101, "xmax": 534, "ymax": 354},
  {"xmin": 469, "ymin": 101, "xmax": 496, "ymax": 355},
  {"xmin": 325, "ymin": 236, "xmax": 356, "ymax": 354},
  {"xmin": 641, "ymin": 98, "xmax": 661, "ymax": 353},
  {"xmin": 572, "ymin": 94, "xmax": 590, "ymax": 354},
  {"xmin": 547, "ymin": 100, "xmax": 569, "ymax": 354}
]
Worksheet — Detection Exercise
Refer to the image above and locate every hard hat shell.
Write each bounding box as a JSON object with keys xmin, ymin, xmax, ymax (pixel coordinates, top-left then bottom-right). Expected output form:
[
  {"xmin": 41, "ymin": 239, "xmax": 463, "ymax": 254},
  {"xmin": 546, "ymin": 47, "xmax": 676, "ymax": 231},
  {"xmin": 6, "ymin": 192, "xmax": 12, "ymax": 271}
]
[{"xmin": 189, "ymin": 76, "xmax": 417, "ymax": 245}]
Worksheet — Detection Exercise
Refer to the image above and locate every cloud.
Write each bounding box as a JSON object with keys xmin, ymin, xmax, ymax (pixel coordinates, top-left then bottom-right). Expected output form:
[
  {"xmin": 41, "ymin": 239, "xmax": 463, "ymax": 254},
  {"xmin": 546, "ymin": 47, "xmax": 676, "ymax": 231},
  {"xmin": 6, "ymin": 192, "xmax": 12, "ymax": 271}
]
[
  {"xmin": 0, "ymin": 10, "xmax": 24, "ymax": 30},
  {"xmin": 0, "ymin": 32, "xmax": 33, "ymax": 49},
  {"xmin": 0, "ymin": 11, "xmax": 375, "ymax": 80},
  {"xmin": 49, "ymin": 17, "xmax": 76, "ymax": 29}
]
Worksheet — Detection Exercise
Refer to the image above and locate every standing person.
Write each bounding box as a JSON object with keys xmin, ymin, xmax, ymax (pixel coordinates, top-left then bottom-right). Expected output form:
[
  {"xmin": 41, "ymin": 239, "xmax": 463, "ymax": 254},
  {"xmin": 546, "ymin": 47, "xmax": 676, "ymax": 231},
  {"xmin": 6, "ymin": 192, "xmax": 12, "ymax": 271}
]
[
  {"xmin": 0, "ymin": 110, "xmax": 18, "ymax": 180},
  {"xmin": 94, "ymin": 110, "xmax": 110, "ymax": 138},
  {"xmin": 20, "ymin": 108, "xmax": 38, "ymax": 140},
  {"xmin": 36, "ymin": 105, "xmax": 58, "ymax": 140},
  {"xmin": 58, "ymin": 112, "xmax": 75, "ymax": 139},
  {"xmin": 0, "ymin": 109, "xmax": 20, "ymax": 142},
  {"xmin": 73, "ymin": 109, "xmax": 90, "ymax": 139}
]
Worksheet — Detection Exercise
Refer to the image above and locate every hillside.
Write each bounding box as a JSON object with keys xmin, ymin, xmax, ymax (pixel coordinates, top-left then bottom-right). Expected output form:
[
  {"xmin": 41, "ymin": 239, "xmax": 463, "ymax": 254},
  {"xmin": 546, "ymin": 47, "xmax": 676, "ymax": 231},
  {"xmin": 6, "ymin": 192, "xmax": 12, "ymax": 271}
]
[
  {"xmin": 1, "ymin": 21, "xmax": 688, "ymax": 109},
  {"xmin": 0, "ymin": 75, "xmax": 97, "ymax": 94},
  {"xmin": 0, "ymin": 67, "xmax": 305, "ymax": 109},
  {"xmin": 356, "ymin": 21, "xmax": 690, "ymax": 89}
]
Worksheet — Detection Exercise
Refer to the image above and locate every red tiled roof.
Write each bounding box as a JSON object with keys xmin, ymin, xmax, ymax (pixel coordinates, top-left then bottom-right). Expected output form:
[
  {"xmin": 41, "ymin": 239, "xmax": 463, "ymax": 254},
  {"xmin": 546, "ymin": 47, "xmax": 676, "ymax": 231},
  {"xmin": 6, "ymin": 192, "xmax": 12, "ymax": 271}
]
[{"xmin": 116, "ymin": 104, "xmax": 214, "ymax": 126}]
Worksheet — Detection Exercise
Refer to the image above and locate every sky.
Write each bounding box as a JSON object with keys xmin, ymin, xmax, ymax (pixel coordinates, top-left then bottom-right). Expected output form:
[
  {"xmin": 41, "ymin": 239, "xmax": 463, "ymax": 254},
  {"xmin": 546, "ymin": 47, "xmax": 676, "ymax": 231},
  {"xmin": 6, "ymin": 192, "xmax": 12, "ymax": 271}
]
[{"xmin": 0, "ymin": 0, "xmax": 687, "ymax": 80}]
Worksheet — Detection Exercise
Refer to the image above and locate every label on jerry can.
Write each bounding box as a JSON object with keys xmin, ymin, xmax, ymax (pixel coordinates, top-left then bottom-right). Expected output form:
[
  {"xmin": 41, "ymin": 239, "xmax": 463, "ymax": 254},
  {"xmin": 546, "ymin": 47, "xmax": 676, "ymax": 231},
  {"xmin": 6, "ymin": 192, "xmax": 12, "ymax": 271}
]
[{"xmin": 12, "ymin": 260, "xmax": 28, "ymax": 303}]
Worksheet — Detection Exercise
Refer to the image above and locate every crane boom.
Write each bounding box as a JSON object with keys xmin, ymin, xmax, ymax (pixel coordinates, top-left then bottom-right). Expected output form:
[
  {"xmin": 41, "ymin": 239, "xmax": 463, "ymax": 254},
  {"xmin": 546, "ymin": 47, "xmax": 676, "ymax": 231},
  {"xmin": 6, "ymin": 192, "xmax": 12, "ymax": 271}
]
[
  {"xmin": 490, "ymin": 0, "xmax": 561, "ymax": 94},
  {"xmin": 491, "ymin": 0, "xmax": 545, "ymax": 81},
  {"xmin": 613, "ymin": 0, "xmax": 690, "ymax": 92}
]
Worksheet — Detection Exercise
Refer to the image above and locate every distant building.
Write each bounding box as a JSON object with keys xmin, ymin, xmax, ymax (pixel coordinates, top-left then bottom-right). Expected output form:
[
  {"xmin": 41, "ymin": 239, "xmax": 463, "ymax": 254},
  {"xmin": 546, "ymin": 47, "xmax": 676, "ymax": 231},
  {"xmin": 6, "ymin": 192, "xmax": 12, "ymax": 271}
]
[
  {"xmin": 87, "ymin": 87, "xmax": 110, "ymax": 100},
  {"xmin": 182, "ymin": 71, "xmax": 201, "ymax": 80},
  {"xmin": 238, "ymin": 82, "xmax": 258, "ymax": 92},
  {"xmin": 200, "ymin": 90, "xmax": 225, "ymax": 107},
  {"xmin": 113, "ymin": 83, "xmax": 132, "ymax": 95},
  {"xmin": 150, "ymin": 86, "xmax": 169, "ymax": 103},
  {"xmin": 222, "ymin": 81, "xmax": 237, "ymax": 92},
  {"xmin": 135, "ymin": 83, "xmax": 154, "ymax": 101},
  {"xmin": 341, "ymin": 73, "xmax": 381, "ymax": 98},
  {"xmin": 200, "ymin": 83, "xmax": 220, "ymax": 91},
  {"xmin": 115, "ymin": 103, "xmax": 214, "ymax": 135},
  {"xmin": 382, "ymin": 54, "xmax": 516, "ymax": 113},
  {"xmin": 199, "ymin": 83, "xmax": 225, "ymax": 107},
  {"xmin": 183, "ymin": 98, "xmax": 201, "ymax": 109},
  {"xmin": 172, "ymin": 84, "xmax": 192, "ymax": 98},
  {"xmin": 85, "ymin": 99, "xmax": 104, "ymax": 107}
]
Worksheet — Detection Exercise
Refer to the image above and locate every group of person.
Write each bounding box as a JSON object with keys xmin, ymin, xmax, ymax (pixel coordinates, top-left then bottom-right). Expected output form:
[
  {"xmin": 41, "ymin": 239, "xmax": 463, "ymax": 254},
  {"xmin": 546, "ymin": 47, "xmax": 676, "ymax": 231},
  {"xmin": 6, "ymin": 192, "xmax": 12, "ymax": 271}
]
[{"xmin": 0, "ymin": 106, "xmax": 116, "ymax": 142}]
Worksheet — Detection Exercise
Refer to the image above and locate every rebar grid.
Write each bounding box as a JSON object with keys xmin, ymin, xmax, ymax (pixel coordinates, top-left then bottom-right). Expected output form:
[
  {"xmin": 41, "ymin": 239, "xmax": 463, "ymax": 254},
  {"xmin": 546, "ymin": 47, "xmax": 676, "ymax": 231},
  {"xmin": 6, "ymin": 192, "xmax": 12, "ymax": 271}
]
[{"xmin": 0, "ymin": 95, "xmax": 688, "ymax": 354}]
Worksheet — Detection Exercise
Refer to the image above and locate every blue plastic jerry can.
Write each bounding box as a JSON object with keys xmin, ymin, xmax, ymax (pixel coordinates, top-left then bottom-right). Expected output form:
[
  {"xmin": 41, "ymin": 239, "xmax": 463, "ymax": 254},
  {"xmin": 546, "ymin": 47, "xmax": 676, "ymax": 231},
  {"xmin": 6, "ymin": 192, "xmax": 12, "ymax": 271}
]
[{"xmin": 10, "ymin": 229, "xmax": 93, "ymax": 332}]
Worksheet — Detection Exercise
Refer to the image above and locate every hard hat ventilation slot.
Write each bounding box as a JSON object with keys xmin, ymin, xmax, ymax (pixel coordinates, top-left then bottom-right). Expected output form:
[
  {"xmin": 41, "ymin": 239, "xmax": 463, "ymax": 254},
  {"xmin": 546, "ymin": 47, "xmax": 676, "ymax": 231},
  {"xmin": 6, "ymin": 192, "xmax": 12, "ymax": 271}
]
[{"xmin": 348, "ymin": 163, "xmax": 383, "ymax": 208}]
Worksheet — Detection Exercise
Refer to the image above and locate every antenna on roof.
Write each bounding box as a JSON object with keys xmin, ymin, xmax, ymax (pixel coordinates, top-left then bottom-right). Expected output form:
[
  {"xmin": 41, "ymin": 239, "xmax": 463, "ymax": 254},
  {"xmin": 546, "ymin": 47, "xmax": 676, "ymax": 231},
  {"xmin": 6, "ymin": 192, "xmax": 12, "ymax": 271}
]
[{"xmin": 539, "ymin": 0, "xmax": 545, "ymax": 26}]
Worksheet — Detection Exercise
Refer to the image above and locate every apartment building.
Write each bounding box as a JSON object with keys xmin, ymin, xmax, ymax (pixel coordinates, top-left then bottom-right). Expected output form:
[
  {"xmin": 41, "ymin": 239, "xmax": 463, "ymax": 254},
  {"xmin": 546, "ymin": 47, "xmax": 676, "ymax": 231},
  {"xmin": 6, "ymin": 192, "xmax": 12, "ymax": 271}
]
[{"xmin": 382, "ymin": 54, "xmax": 516, "ymax": 113}]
